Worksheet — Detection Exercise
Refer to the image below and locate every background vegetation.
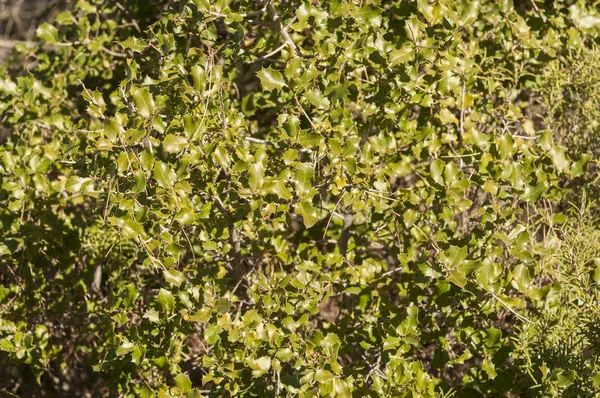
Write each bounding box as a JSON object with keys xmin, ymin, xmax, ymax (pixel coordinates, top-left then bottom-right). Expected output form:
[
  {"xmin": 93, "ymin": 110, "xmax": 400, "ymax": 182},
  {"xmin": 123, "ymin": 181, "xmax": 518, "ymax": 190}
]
[{"xmin": 0, "ymin": 0, "xmax": 599, "ymax": 396}]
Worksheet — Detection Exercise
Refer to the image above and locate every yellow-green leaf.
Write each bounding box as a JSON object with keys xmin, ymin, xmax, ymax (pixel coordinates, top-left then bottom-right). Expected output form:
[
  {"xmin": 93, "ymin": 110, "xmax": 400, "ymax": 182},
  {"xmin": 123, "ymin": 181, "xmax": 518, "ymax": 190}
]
[{"xmin": 257, "ymin": 67, "xmax": 286, "ymax": 92}]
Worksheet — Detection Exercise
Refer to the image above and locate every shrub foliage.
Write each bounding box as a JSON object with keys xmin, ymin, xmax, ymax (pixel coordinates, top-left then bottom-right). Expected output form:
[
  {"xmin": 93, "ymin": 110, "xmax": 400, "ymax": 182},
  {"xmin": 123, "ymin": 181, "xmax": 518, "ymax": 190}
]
[{"xmin": 0, "ymin": 0, "xmax": 599, "ymax": 396}]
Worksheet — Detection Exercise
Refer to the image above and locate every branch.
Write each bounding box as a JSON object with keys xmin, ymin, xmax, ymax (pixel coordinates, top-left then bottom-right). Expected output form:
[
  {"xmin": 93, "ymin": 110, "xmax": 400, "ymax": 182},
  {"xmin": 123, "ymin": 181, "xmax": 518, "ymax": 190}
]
[
  {"xmin": 214, "ymin": 196, "xmax": 245, "ymax": 280},
  {"xmin": 244, "ymin": 136, "xmax": 276, "ymax": 145},
  {"xmin": 323, "ymin": 192, "xmax": 346, "ymax": 240},
  {"xmin": 0, "ymin": 38, "xmax": 35, "ymax": 49},
  {"xmin": 529, "ymin": 0, "xmax": 547, "ymax": 22},
  {"xmin": 337, "ymin": 214, "xmax": 354, "ymax": 257},
  {"xmin": 91, "ymin": 263, "xmax": 103, "ymax": 295},
  {"xmin": 266, "ymin": 1, "xmax": 302, "ymax": 57}
]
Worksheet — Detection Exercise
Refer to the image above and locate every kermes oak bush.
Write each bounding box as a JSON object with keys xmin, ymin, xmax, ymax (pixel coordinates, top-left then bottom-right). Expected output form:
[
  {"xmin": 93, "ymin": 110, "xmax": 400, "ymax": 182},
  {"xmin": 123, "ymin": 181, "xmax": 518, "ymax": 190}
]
[{"xmin": 0, "ymin": 0, "xmax": 599, "ymax": 396}]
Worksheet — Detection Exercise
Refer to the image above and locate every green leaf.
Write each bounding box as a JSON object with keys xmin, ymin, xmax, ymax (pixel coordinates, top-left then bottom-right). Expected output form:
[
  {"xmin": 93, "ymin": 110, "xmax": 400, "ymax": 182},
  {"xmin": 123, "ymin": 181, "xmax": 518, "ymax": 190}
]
[
  {"xmin": 459, "ymin": 1, "xmax": 480, "ymax": 26},
  {"xmin": 132, "ymin": 87, "xmax": 155, "ymax": 118},
  {"xmin": 214, "ymin": 298, "xmax": 231, "ymax": 314},
  {"xmin": 132, "ymin": 171, "xmax": 146, "ymax": 193},
  {"xmin": 321, "ymin": 333, "xmax": 341, "ymax": 357},
  {"xmin": 447, "ymin": 271, "xmax": 467, "ymax": 288},
  {"xmin": 143, "ymin": 309, "xmax": 160, "ymax": 323},
  {"xmin": 305, "ymin": 89, "xmax": 330, "ymax": 109},
  {"xmin": 299, "ymin": 133, "xmax": 323, "ymax": 148},
  {"xmin": 389, "ymin": 45, "xmax": 413, "ymax": 66},
  {"xmin": 139, "ymin": 384, "xmax": 153, "ymax": 398},
  {"xmin": 176, "ymin": 208, "xmax": 196, "ymax": 225},
  {"xmin": 522, "ymin": 181, "xmax": 549, "ymax": 203},
  {"xmin": 250, "ymin": 356, "xmax": 271, "ymax": 377},
  {"xmin": 482, "ymin": 358, "xmax": 497, "ymax": 380},
  {"xmin": 213, "ymin": 145, "xmax": 231, "ymax": 168},
  {"xmin": 276, "ymin": 348, "xmax": 294, "ymax": 362},
  {"xmin": 111, "ymin": 312, "xmax": 128, "ymax": 328},
  {"xmin": 555, "ymin": 370, "xmax": 575, "ymax": 388},
  {"xmin": 592, "ymin": 372, "xmax": 600, "ymax": 388},
  {"xmin": 283, "ymin": 149, "xmax": 298, "ymax": 165},
  {"xmin": 131, "ymin": 346, "xmax": 145, "ymax": 366},
  {"xmin": 174, "ymin": 373, "xmax": 192, "ymax": 393},
  {"xmin": 248, "ymin": 163, "xmax": 265, "ymax": 191},
  {"xmin": 430, "ymin": 159, "xmax": 445, "ymax": 185},
  {"xmin": 118, "ymin": 36, "xmax": 147, "ymax": 53},
  {"xmin": 153, "ymin": 161, "xmax": 176, "ymax": 188},
  {"xmin": 272, "ymin": 179, "xmax": 292, "ymax": 200},
  {"xmin": 163, "ymin": 269, "xmax": 185, "ymax": 287},
  {"xmin": 190, "ymin": 307, "xmax": 212, "ymax": 323},
  {"xmin": 204, "ymin": 324, "xmax": 222, "ymax": 345},
  {"xmin": 485, "ymin": 328, "xmax": 502, "ymax": 348},
  {"xmin": 104, "ymin": 119, "xmax": 123, "ymax": 141},
  {"xmin": 295, "ymin": 163, "xmax": 314, "ymax": 196},
  {"xmin": 191, "ymin": 65, "xmax": 206, "ymax": 91},
  {"xmin": 96, "ymin": 139, "xmax": 113, "ymax": 151},
  {"xmin": 256, "ymin": 67, "xmax": 286, "ymax": 92},
  {"xmin": 36, "ymin": 23, "xmax": 58, "ymax": 44},
  {"xmin": 116, "ymin": 340, "xmax": 136, "ymax": 356},
  {"xmin": 122, "ymin": 219, "xmax": 146, "ymax": 240},
  {"xmin": 66, "ymin": 176, "xmax": 92, "ymax": 193},
  {"xmin": 295, "ymin": 200, "xmax": 318, "ymax": 228},
  {"xmin": 163, "ymin": 134, "xmax": 188, "ymax": 153},
  {"xmin": 140, "ymin": 149, "xmax": 155, "ymax": 171},
  {"xmin": 439, "ymin": 108, "xmax": 459, "ymax": 125},
  {"xmin": 550, "ymin": 147, "xmax": 569, "ymax": 172},
  {"xmin": 157, "ymin": 288, "xmax": 175, "ymax": 312},
  {"xmin": 354, "ymin": 6, "xmax": 383, "ymax": 27},
  {"xmin": 314, "ymin": 369, "xmax": 333, "ymax": 383},
  {"xmin": 570, "ymin": 154, "xmax": 591, "ymax": 177}
]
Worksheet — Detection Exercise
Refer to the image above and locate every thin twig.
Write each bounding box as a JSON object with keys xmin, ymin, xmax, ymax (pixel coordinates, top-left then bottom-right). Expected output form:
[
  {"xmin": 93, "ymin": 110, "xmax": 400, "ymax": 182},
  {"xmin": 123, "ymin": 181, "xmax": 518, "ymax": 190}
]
[
  {"xmin": 244, "ymin": 136, "xmax": 275, "ymax": 145},
  {"xmin": 489, "ymin": 291, "xmax": 533, "ymax": 324},
  {"xmin": 512, "ymin": 135, "xmax": 538, "ymax": 140},
  {"xmin": 459, "ymin": 79, "xmax": 465, "ymax": 147},
  {"xmin": 294, "ymin": 94, "xmax": 318, "ymax": 130},
  {"xmin": 102, "ymin": 46, "xmax": 128, "ymax": 58},
  {"xmin": 441, "ymin": 152, "xmax": 481, "ymax": 159},
  {"xmin": 380, "ymin": 267, "xmax": 402, "ymax": 278},
  {"xmin": 323, "ymin": 191, "xmax": 346, "ymax": 240},
  {"xmin": 529, "ymin": 0, "xmax": 547, "ymax": 22},
  {"xmin": 251, "ymin": 42, "xmax": 287, "ymax": 63}
]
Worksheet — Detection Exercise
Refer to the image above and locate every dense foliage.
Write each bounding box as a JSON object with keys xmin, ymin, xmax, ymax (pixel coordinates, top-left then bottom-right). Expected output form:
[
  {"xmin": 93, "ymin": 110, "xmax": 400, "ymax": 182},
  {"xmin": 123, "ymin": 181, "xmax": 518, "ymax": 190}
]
[{"xmin": 1, "ymin": 0, "xmax": 599, "ymax": 396}]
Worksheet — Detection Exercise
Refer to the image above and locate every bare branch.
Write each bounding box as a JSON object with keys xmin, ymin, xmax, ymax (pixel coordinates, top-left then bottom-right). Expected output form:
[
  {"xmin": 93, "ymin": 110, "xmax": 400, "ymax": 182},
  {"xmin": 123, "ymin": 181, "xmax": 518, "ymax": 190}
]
[
  {"xmin": 265, "ymin": 1, "xmax": 302, "ymax": 57},
  {"xmin": 338, "ymin": 213, "xmax": 354, "ymax": 257}
]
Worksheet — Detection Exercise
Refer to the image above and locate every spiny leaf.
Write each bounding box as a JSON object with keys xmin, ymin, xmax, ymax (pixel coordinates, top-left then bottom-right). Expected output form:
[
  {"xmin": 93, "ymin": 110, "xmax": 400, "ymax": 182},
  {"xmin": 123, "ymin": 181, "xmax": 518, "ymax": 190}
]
[
  {"xmin": 256, "ymin": 67, "xmax": 286, "ymax": 92},
  {"xmin": 163, "ymin": 269, "xmax": 185, "ymax": 287},
  {"xmin": 174, "ymin": 373, "xmax": 192, "ymax": 393},
  {"xmin": 118, "ymin": 36, "xmax": 147, "ymax": 53}
]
